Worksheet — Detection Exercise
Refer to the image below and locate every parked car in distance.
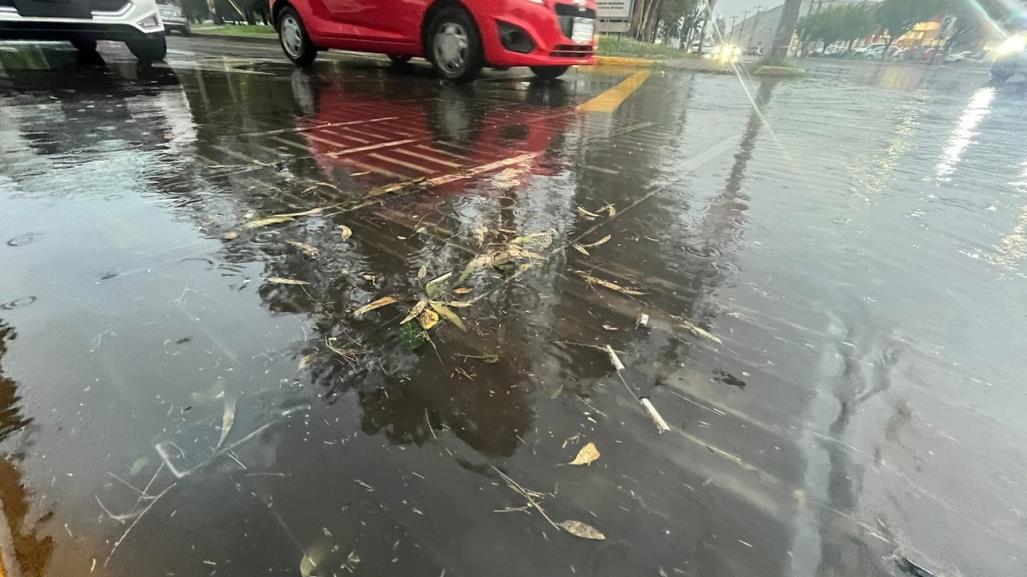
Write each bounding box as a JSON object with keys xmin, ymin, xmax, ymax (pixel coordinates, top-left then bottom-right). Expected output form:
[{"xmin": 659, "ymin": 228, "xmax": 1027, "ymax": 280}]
[
  {"xmin": 157, "ymin": 0, "xmax": 190, "ymax": 35},
  {"xmin": 852, "ymin": 42, "xmax": 886, "ymax": 57},
  {"xmin": 0, "ymin": 0, "xmax": 167, "ymax": 62},
  {"xmin": 270, "ymin": 0, "xmax": 597, "ymax": 83},
  {"xmin": 944, "ymin": 50, "xmax": 973, "ymax": 64}
]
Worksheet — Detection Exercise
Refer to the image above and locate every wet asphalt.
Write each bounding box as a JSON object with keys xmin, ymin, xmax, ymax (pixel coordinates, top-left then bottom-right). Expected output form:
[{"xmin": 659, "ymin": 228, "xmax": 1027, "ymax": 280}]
[{"xmin": 1, "ymin": 35, "xmax": 1027, "ymax": 577}]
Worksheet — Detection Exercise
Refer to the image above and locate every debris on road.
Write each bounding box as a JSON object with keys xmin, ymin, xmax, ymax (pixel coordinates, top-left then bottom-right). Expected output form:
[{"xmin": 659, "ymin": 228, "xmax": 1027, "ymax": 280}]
[
  {"xmin": 568, "ymin": 442, "xmax": 600, "ymax": 466},
  {"xmin": 352, "ymin": 296, "xmax": 399, "ymax": 319},
  {"xmin": 679, "ymin": 320, "xmax": 722, "ymax": 344},
  {"xmin": 559, "ymin": 520, "xmax": 607, "ymax": 540},
  {"xmin": 576, "ymin": 271, "xmax": 644, "ymax": 296},
  {"xmin": 242, "ymin": 207, "xmax": 325, "ymax": 230},
  {"xmin": 641, "ymin": 398, "xmax": 672, "ymax": 433},
  {"xmin": 268, "ymin": 277, "xmax": 310, "ymax": 286},
  {"xmin": 339, "ymin": 224, "xmax": 353, "ymax": 240}
]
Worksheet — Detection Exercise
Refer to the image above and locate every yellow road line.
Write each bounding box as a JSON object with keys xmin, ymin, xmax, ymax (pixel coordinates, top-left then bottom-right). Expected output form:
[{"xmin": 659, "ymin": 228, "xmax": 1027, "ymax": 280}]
[{"xmin": 578, "ymin": 70, "xmax": 652, "ymax": 113}]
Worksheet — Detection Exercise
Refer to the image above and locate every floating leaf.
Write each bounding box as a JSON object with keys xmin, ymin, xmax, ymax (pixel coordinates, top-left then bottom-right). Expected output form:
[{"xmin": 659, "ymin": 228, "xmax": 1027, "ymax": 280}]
[
  {"xmin": 425, "ymin": 272, "xmax": 452, "ymax": 299},
  {"xmin": 577, "ymin": 206, "xmax": 600, "ymax": 220},
  {"xmin": 129, "ymin": 456, "xmax": 148, "ymax": 476},
  {"xmin": 508, "ymin": 231, "xmax": 553, "ymax": 250},
  {"xmin": 401, "ymin": 298, "xmax": 429, "ymax": 325},
  {"xmin": 268, "ymin": 277, "xmax": 309, "ymax": 286},
  {"xmin": 297, "ymin": 353, "xmax": 316, "ymax": 371},
  {"xmin": 243, "ymin": 207, "xmax": 324, "ymax": 230},
  {"xmin": 287, "ymin": 241, "xmax": 320, "ymax": 258},
  {"xmin": 418, "ymin": 309, "xmax": 440, "ymax": 330},
  {"xmin": 559, "ymin": 520, "xmax": 606, "ymax": 540},
  {"xmin": 400, "ymin": 321, "xmax": 426, "ymax": 351},
  {"xmin": 352, "ymin": 296, "xmax": 399, "ymax": 319},
  {"xmin": 576, "ymin": 271, "xmax": 644, "ymax": 296},
  {"xmin": 417, "ymin": 265, "xmax": 427, "ymax": 280},
  {"xmin": 572, "ymin": 244, "xmax": 590, "ymax": 256},
  {"xmin": 606, "ymin": 204, "xmax": 616, "ymax": 217},
  {"xmin": 453, "ymin": 287, "xmax": 473, "ymax": 295},
  {"xmin": 604, "ymin": 345, "xmax": 625, "ymax": 372},
  {"xmin": 223, "ymin": 230, "xmax": 239, "ymax": 240},
  {"xmin": 602, "ymin": 323, "xmax": 618, "ymax": 331},
  {"xmin": 217, "ymin": 394, "xmax": 237, "ymax": 449},
  {"xmin": 429, "ymin": 302, "xmax": 466, "ymax": 331},
  {"xmin": 581, "ymin": 235, "xmax": 611, "ymax": 249},
  {"xmin": 444, "ymin": 301, "xmax": 472, "ymax": 308},
  {"xmin": 473, "ymin": 225, "xmax": 488, "ymax": 246},
  {"xmin": 339, "ymin": 225, "xmax": 353, "ymax": 241},
  {"xmin": 569, "ymin": 442, "xmax": 600, "ymax": 466},
  {"xmin": 679, "ymin": 320, "xmax": 722, "ymax": 344}
]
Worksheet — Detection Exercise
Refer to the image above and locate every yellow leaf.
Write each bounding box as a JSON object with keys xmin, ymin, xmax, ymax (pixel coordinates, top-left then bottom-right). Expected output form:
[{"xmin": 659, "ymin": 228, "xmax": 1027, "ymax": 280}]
[
  {"xmin": 577, "ymin": 206, "xmax": 600, "ymax": 220},
  {"xmin": 679, "ymin": 320, "xmax": 722, "ymax": 344},
  {"xmin": 339, "ymin": 225, "xmax": 353, "ymax": 241},
  {"xmin": 401, "ymin": 299, "xmax": 429, "ymax": 325},
  {"xmin": 559, "ymin": 520, "xmax": 606, "ymax": 540},
  {"xmin": 268, "ymin": 277, "xmax": 309, "ymax": 286},
  {"xmin": 581, "ymin": 235, "xmax": 611, "ymax": 248},
  {"xmin": 287, "ymin": 241, "xmax": 320, "ymax": 258},
  {"xmin": 576, "ymin": 271, "xmax": 644, "ymax": 296},
  {"xmin": 572, "ymin": 244, "xmax": 590, "ymax": 256},
  {"xmin": 606, "ymin": 204, "xmax": 616, "ymax": 217},
  {"xmin": 418, "ymin": 309, "xmax": 439, "ymax": 330},
  {"xmin": 453, "ymin": 287, "xmax": 473, "ymax": 295},
  {"xmin": 417, "ymin": 265, "xmax": 427, "ymax": 280},
  {"xmin": 444, "ymin": 301, "xmax": 472, "ymax": 308},
  {"xmin": 429, "ymin": 302, "xmax": 466, "ymax": 331},
  {"xmin": 242, "ymin": 207, "xmax": 324, "ymax": 230},
  {"xmin": 569, "ymin": 442, "xmax": 600, "ymax": 466},
  {"xmin": 352, "ymin": 296, "xmax": 398, "ymax": 319}
]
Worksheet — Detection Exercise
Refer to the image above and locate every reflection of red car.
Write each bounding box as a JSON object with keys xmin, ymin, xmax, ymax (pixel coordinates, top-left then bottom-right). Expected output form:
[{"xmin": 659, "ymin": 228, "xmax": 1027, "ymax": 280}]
[
  {"xmin": 292, "ymin": 76, "xmax": 571, "ymax": 192},
  {"xmin": 269, "ymin": 0, "xmax": 596, "ymax": 82}
]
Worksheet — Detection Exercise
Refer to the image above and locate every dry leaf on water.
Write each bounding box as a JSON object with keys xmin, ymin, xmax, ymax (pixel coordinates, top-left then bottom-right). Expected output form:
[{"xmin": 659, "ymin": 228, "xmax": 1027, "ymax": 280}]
[
  {"xmin": 287, "ymin": 241, "xmax": 320, "ymax": 258},
  {"xmin": 572, "ymin": 244, "xmax": 590, "ymax": 256},
  {"xmin": 352, "ymin": 296, "xmax": 399, "ymax": 319},
  {"xmin": 559, "ymin": 520, "xmax": 606, "ymax": 540},
  {"xmin": 606, "ymin": 204, "xmax": 616, "ymax": 217},
  {"xmin": 429, "ymin": 302, "xmax": 466, "ymax": 331},
  {"xmin": 581, "ymin": 235, "xmax": 611, "ymax": 249},
  {"xmin": 453, "ymin": 287, "xmax": 473, "ymax": 295},
  {"xmin": 401, "ymin": 298, "xmax": 429, "ymax": 325},
  {"xmin": 577, "ymin": 206, "xmax": 600, "ymax": 220},
  {"xmin": 444, "ymin": 300, "xmax": 472, "ymax": 308},
  {"xmin": 425, "ymin": 272, "xmax": 453, "ymax": 299},
  {"xmin": 508, "ymin": 231, "xmax": 553, "ymax": 250},
  {"xmin": 576, "ymin": 271, "xmax": 644, "ymax": 296},
  {"xmin": 604, "ymin": 345, "xmax": 625, "ymax": 372},
  {"xmin": 568, "ymin": 442, "xmax": 600, "ymax": 466},
  {"xmin": 297, "ymin": 353, "xmax": 316, "ymax": 371},
  {"xmin": 339, "ymin": 225, "xmax": 353, "ymax": 241},
  {"xmin": 417, "ymin": 265, "xmax": 427, "ymax": 280},
  {"xmin": 269, "ymin": 277, "xmax": 309, "ymax": 286},
  {"xmin": 679, "ymin": 320, "xmax": 722, "ymax": 344},
  {"xmin": 418, "ymin": 309, "xmax": 440, "ymax": 330},
  {"xmin": 243, "ymin": 207, "xmax": 325, "ymax": 230}
]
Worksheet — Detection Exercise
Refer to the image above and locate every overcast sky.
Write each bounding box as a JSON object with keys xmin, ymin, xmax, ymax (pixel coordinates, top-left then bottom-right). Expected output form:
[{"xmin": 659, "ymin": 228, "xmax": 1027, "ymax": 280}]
[{"xmin": 716, "ymin": 0, "xmax": 780, "ymax": 21}]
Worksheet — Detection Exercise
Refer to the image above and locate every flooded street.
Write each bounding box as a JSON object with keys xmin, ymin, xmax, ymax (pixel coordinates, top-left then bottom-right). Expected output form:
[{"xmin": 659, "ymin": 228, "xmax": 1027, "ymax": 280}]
[{"xmin": 1, "ymin": 37, "xmax": 1026, "ymax": 577}]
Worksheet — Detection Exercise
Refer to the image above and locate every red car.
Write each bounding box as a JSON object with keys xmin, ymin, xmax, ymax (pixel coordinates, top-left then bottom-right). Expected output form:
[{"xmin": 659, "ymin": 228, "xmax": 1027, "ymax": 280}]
[{"xmin": 268, "ymin": 0, "xmax": 597, "ymax": 82}]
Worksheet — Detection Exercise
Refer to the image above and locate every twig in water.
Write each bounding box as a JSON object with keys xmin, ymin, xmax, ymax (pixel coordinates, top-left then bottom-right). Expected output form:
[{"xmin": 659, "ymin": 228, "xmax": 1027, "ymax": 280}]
[
  {"xmin": 104, "ymin": 482, "xmax": 176, "ymax": 567},
  {"xmin": 425, "ymin": 409, "xmax": 438, "ymax": 441}
]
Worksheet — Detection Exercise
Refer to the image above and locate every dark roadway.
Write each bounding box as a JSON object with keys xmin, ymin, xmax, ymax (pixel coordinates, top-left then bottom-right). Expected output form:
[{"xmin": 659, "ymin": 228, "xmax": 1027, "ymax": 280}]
[{"xmin": 1, "ymin": 35, "xmax": 1026, "ymax": 577}]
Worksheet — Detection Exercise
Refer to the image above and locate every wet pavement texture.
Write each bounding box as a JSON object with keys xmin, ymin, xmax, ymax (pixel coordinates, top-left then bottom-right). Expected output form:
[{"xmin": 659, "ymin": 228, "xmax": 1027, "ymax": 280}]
[{"xmin": 1, "ymin": 36, "xmax": 1027, "ymax": 577}]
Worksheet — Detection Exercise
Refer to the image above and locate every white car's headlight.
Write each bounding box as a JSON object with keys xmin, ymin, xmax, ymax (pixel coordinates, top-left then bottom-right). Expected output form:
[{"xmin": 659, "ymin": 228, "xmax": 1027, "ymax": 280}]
[{"xmin": 995, "ymin": 34, "xmax": 1025, "ymax": 56}]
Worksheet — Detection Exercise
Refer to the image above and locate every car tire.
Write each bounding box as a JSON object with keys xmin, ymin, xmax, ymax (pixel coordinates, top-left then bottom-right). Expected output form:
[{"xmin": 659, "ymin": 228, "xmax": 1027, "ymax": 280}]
[
  {"xmin": 278, "ymin": 6, "xmax": 317, "ymax": 67},
  {"xmin": 531, "ymin": 66, "xmax": 569, "ymax": 80},
  {"xmin": 388, "ymin": 54, "xmax": 412, "ymax": 65},
  {"xmin": 127, "ymin": 35, "xmax": 167, "ymax": 64},
  {"xmin": 428, "ymin": 7, "xmax": 483, "ymax": 84},
  {"xmin": 71, "ymin": 39, "xmax": 97, "ymax": 53}
]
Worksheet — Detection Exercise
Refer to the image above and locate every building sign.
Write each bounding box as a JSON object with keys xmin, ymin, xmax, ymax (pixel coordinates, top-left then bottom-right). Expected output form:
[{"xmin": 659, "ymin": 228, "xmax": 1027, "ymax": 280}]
[{"xmin": 598, "ymin": 0, "xmax": 633, "ymax": 20}]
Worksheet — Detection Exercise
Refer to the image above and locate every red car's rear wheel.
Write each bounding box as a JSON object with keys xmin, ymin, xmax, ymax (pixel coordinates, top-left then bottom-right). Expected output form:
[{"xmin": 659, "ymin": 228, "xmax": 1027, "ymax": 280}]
[
  {"xmin": 428, "ymin": 7, "xmax": 483, "ymax": 84},
  {"xmin": 278, "ymin": 6, "xmax": 317, "ymax": 67}
]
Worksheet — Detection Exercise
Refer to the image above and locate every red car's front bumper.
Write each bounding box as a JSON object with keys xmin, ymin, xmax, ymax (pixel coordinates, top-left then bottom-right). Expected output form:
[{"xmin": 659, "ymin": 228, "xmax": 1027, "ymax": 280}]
[{"xmin": 473, "ymin": 0, "xmax": 597, "ymax": 68}]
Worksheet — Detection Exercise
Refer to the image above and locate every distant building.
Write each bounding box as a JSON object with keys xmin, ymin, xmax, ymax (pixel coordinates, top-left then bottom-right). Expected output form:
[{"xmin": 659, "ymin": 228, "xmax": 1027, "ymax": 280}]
[{"xmin": 730, "ymin": 0, "xmax": 875, "ymax": 51}]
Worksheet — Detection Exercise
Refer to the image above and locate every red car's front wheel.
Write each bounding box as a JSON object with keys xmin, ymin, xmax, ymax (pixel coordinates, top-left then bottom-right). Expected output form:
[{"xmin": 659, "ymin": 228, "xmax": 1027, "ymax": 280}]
[
  {"xmin": 278, "ymin": 6, "xmax": 317, "ymax": 67},
  {"xmin": 429, "ymin": 7, "xmax": 483, "ymax": 84}
]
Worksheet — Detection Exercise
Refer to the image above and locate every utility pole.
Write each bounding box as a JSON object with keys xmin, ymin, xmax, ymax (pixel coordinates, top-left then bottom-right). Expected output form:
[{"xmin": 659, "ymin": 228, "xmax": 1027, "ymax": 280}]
[
  {"xmin": 729, "ymin": 16, "xmax": 738, "ymax": 43},
  {"xmin": 750, "ymin": 5, "xmax": 764, "ymax": 51},
  {"xmin": 737, "ymin": 10, "xmax": 750, "ymax": 45},
  {"xmin": 768, "ymin": 0, "xmax": 803, "ymax": 63}
]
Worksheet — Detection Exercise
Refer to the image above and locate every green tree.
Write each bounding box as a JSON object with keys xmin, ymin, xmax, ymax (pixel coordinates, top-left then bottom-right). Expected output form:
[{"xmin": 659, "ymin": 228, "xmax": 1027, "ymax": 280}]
[
  {"xmin": 944, "ymin": 0, "xmax": 1008, "ymax": 50},
  {"xmin": 874, "ymin": 0, "xmax": 947, "ymax": 59}
]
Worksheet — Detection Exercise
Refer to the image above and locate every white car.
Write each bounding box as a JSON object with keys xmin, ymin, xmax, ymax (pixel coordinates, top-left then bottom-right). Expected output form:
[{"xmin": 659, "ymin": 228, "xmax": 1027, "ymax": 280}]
[
  {"xmin": 156, "ymin": 0, "xmax": 188, "ymax": 35},
  {"xmin": 0, "ymin": 0, "xmax": 167, "ymax": 63}
]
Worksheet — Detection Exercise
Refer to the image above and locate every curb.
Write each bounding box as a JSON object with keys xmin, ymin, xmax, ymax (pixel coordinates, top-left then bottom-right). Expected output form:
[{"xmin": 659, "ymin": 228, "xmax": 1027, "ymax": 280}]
[
  {"xmin": 189, "ymin": 30, "xmax": 277, "ymax": 44},
  {"xmin": 595, "ymin": 55, "xmax": 662, "ymax": 68}
]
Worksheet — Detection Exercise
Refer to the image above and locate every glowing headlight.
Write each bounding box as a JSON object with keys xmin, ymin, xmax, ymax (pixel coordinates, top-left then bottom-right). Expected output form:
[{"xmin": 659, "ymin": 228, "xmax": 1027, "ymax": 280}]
[
  {"xmin": 995, "ymin": 34, "xmax": 1025, "ymax": 56},
  {"xmin": 138, "ymin": 14, "xmax": 160, "ymax": 29}
]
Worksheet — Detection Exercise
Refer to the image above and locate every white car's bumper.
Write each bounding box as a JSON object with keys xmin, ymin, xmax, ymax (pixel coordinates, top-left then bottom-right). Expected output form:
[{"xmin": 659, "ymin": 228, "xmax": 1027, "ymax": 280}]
[{"xmin": 0, "ymin": 0, "xmax": 163, "ymax": 40}]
